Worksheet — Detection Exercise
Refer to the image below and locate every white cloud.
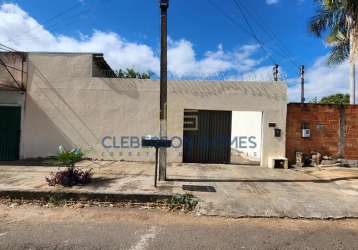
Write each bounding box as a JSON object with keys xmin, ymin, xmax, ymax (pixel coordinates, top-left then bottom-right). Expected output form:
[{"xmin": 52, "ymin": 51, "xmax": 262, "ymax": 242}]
[
  {"xmin": 167, "ymin": 39, "xmax": 232, "ymax": 78},
  {"xmin": 0, "ymin": 3, "xmax": 263, "ymax": 79},
  {"xmin": 167, "ymin": 40, "xmax": 262, "ymax": 78},
  {"xmin": 240, "ymin": 66, "xmax": 275, "ymax": 81},
  {"xmin": 266, "ymin": 0, "xmax": 279, "ymax": 5},
  {"xmin": 288, "ymin": 56, "xmax": 352, "ymax": 102}
]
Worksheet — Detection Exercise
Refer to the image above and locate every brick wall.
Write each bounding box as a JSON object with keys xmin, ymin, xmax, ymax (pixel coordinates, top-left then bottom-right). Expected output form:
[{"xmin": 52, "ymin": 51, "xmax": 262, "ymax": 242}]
[
  {"xmin": 286, "ymin": 103, "xmax": 358, "ymax": 163},
  {"xmin": 344, "ymin": 106, "xmax": 358, "ymax": 159}
]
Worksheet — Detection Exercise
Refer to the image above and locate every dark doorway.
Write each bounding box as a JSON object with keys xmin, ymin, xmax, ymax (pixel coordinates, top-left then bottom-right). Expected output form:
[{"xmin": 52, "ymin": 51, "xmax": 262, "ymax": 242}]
[
  {"xmin": 0, "ymin": 106, "xmax": 21, "ymax": 161},
  {"xmin": 183, "ymin": 110, "xmax": 231, "ymax": 164}
]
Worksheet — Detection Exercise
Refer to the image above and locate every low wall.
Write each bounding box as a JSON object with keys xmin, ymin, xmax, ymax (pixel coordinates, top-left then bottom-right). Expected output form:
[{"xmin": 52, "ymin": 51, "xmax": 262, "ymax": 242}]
[{"xmin": 286, "ymin": 103, "xmax": 358, "ymax": 163}]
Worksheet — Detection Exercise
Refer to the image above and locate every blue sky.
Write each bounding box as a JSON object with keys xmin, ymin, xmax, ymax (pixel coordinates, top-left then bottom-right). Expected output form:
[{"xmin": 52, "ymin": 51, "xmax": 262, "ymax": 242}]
[{"xmin": 0, "ymin": 0, "xmax": 352, "ymax": 101}]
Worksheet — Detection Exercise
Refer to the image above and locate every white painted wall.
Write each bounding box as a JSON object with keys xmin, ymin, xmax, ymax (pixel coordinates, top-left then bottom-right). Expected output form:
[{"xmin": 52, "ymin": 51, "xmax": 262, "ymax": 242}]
[{"xmin": 231, "ymin": 111, "xmax": 262, "ymax": 163}]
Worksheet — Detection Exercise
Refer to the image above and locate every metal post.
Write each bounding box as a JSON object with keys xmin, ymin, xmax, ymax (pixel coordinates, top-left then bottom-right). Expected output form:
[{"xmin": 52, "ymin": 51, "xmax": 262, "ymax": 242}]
[
  {"xmin": 154, "ymin": 147, "xmax": 158, "ymax": 187},
  {"xmin": 350, "ymin": 62, "xmax": 356, "ymax": 104},
  {"xmin": 273, "ymin": 64, "xmax": 279, "ymax": 82},
  {"xmin": 159, "ymin": 0, "xmax": 169, "ymax": 181},
  {"xmin": 349, "ymin": 28, "xmax": 356, "ymax": 105},
  {"xmin": 300, "ymin": 65, "xmax": 305, "ymax": 104}
]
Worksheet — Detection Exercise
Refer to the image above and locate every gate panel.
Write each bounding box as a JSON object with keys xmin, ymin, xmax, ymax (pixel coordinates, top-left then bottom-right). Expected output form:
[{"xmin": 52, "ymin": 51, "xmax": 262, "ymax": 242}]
[
  {"xmin": 183, "ymin": 110, "xmax": 231, "ymax": 164},
  {"xmin": 0, "ymin": 106, "xmax": 21, "ymax": 161}
]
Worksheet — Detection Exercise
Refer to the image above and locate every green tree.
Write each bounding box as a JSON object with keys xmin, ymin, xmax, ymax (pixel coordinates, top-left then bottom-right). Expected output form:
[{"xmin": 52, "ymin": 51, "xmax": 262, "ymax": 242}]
[
  {"xmin": 319, "ymin": 93, "xmax": 350, "ymax": 104},
  {"xmin": 308, "ymin": 97, "xmax": 319, "ymax": 103},
  {"xmin": 309, "ymin": 0, "xmax": 358, "ymax": 104},
  {"xmin": 115, "ymin": 68, "xmax": 152, "ymax": 79}
]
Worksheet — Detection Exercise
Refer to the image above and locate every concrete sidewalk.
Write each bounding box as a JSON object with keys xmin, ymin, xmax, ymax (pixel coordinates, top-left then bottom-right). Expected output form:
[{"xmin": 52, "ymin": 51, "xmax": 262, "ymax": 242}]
[
  {"xmin": 1, "ymin": 161, "xmax": 358, "ymax": 218},
  {"xmin": 0, "ymin": 161, "xmax": 181, "ymax": 202}
]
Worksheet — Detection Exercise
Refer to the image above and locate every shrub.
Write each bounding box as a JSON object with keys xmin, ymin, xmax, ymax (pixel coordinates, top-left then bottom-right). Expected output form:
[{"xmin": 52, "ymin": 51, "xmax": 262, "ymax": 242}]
[
  {"xmin": 46, "ymin": 167, "xmax": 93, "ymax": 187},
  {"xmin": 46, "ymin": 146, "xmax": 92, "ymax": 187},
  {"xmin": 167, "ymin": 193, "xmax": 199, "ymax": 212}
]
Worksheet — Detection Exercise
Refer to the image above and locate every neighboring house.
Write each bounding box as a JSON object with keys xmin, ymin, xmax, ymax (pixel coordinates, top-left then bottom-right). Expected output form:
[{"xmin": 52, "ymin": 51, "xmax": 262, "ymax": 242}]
[
  {"xmin": 0, "ymin": 52, "xmax": 287, "ymax": 167},
  {"xmin": 286, "ymin": 103, "xmax": 358, "ymax": 164}
]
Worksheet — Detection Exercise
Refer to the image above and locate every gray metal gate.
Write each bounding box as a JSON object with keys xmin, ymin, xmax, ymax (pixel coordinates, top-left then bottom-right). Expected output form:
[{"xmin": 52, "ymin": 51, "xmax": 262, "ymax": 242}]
[{"xmin": 183, "ymin": 110, "xmax": 231, "ymax": 164}]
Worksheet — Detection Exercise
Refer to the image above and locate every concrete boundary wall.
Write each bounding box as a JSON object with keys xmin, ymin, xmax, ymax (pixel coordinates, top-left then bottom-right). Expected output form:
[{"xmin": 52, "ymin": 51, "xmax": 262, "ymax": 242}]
[
  {"xmin": 286, "ymin": 103, "xmax": 358, "ymax": 163},
  {"xmin": 1, "ymin": 53, "xmax": 287, "ymax": 167}
]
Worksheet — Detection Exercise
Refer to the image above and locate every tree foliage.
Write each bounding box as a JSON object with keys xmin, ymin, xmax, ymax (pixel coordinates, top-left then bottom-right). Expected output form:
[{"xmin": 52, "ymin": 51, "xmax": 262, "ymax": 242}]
[
  {"xmin": 115, "ymin": 68, "xmax": 152, "ymax": 79},
  {"xmin": 309, "ymin": 0, "xmax": 358, "ymax": 64},
  {"xmin": 319, "ymin": 93, "xmax": 350, "ymax": 104}
]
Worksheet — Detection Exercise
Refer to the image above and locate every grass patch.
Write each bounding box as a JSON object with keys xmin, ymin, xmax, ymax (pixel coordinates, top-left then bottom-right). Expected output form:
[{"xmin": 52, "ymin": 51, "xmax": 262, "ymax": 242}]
[
  {"xmin": 47, "ymin": 194, "xmax": 65, "ymax": 206},
  {"xmin": 167, "ymin": 193, "xmax": 199, "ymax": 212}
]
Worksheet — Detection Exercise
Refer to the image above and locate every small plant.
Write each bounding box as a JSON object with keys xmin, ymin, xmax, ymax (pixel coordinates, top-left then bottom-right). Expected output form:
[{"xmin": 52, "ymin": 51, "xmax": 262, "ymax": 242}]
[
  {"xmin": 48, "ymin": 194, "xmax": 65, "ymax": 206},
  {"xmin": 57, "ymin": 146, "xmax": 84, "ymax": 168},
  {"xmin": 46, "ymin": 146, "xmax": 93, "ymax": 187},
  {"xmin": 167, "ymin": 193, "xmax": 199, "ymax": 212}
]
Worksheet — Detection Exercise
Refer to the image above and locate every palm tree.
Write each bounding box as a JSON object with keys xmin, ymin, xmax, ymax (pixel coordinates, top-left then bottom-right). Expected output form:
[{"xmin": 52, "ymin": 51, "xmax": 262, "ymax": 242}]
[{"xmin": 309, "ymin": 0, "xmax": 358, "ymax": 104}]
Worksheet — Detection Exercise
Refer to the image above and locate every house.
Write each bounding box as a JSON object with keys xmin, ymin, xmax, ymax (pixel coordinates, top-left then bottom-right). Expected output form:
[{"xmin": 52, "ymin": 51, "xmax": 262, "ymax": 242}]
[
  {"xmin": 286, "ymin": 103, "xmax": 358, "ymax": 164},
  {"xmin": 0, "ymin": 52, "xmax": 287, "ymax": 167}
]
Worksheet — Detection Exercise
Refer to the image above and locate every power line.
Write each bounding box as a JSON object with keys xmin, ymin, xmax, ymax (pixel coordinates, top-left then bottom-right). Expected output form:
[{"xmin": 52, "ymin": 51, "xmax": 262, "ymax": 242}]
[
  {"xmin": 207, "ymin": 0, "xmax": 278, "ymax": 65},
  {"xmin": 3, "ymin": 1, "xmax": 83, "ymax": 45},
  {"xmin": 41, "ymin": 1, "xmax": 83, "ymax": 25},
  {"xmin": 0, "ymin": 42, "xmax": 27, "ymax": 79},
  {"xmin": 231, "ymin": 0, "xmax": 279, "ymax": 65},
  {"xmin": 207, "ymin": 0, "xmax": 303, "ymax": 73},
  {"xmin": 13, "ymin": 9, "xmax": 91, "ymax": 44},
  {"xmin": 206, "ymin": 0, "xmax": 251, "ymax": 35},
  {"xmin": 0, "ymin": 57, "xmax": 22, "ymax": 89},
  {"xmin": 237, "ymin": 0, "xmax": 301, "ymax": 66},
  {"xmin": 0, "ymin": 43, "xmax": 17, "ymax": 52},
  {"xmin": 233, "ymin": 0, "xmax": 301, "ymax": 68},
  {"xmin": 0, "ymin": 46, "xmax": 27, "ymax": 73}
]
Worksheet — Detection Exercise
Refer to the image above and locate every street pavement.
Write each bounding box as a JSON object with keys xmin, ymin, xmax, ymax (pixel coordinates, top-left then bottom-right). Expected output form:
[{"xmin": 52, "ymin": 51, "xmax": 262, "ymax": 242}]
[{"xmin": 1, "ymin": 206, "xmax": 358, "ymax": 250}]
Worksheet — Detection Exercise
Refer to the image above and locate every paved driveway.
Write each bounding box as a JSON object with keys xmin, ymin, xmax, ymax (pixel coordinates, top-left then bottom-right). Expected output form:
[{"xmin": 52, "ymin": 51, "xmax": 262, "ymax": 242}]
[
  {"xmin": 194, "ymin": 180, "xmax": 358, "ymax": 218},
  {"xmin": 167, "ymin": 164, "xmax": 358, "ymax": 218}
]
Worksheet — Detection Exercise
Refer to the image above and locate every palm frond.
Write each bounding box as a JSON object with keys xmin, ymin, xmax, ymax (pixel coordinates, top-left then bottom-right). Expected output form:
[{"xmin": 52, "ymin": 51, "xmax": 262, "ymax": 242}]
[
  {"xmin": 326, "ymin": 24, "xmax": 347, "ymax": 43},
  {"xmin": 310, "ymin": 0, "xmax": 358, "ymax": 65},
  {"xmin": 309, "ymin": 9, "xmax": 338, "ymax": 37},
  {"xmin": 327, "ymin": 39, "xmax": 350, "ymax": 64}
]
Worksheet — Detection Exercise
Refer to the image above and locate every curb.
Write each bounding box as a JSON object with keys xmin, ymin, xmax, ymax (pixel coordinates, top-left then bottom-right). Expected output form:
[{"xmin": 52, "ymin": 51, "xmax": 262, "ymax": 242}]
[{"xmin": 0, "ymin": 190, "xmax": 174, "ymax": 203}]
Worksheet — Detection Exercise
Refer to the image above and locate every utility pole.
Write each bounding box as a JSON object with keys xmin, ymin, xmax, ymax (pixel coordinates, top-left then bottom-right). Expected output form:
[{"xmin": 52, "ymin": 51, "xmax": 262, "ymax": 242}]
[
  {"xmin": 350, "ymin": 62, "xmax": 356, "ymax": 104},
  {"xmin": 349, "ymin": 24, "xmax": 356, "ymax": 105},
  {"xmin": 300, "ymin": 65, "xmax": 305, "ymax": 104},
  {"xmin": 273, "ymin": 64, "xmax": 279, "ymax": 82},
  {"xmin": 159, "ymin": 0, "xmax": 168, "ymax": 181}
]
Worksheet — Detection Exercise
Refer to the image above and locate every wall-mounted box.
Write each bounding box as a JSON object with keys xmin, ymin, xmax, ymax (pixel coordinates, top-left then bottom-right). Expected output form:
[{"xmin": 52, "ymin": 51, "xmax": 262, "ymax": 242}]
[
  {"xmin": 274, "ymin": 128, "xmax": 281, "ymax": 137},
  {"xmin": 302, "ymin": 129, "xmax": 311, "ymax": 138}
]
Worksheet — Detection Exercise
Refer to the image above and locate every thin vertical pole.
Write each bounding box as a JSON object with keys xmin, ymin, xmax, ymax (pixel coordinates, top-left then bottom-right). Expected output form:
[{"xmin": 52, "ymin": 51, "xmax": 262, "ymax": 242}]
[
  {"xmin": 300, "ymin": 65, "xmax": 305, "ymax": 104},
  {"xmin": 349, "ymin": 27, "xmax": 356, "ymax": 105},
  {"xmin": 155, "ymin": 147, "xmax": 158, "ymax": 187},
  {"xmin": 159, "ymin": 0, "xmax": 169, "ymax": 181},
  {"xmin": 350, "ymin": 62, "xmax": 356, "ymax": 104},
  {"xmin": 273, "ymin": 64, "xmax": 279, "ymax": 82}
]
